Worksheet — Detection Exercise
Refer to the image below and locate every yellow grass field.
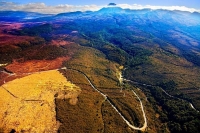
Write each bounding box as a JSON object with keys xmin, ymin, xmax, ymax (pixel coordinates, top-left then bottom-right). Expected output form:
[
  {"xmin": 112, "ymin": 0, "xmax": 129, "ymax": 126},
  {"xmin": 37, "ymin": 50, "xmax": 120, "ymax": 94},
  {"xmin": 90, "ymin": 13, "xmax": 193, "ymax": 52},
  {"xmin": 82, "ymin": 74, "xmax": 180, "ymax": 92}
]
[{"xmin": 0, "ymin": 70, "xmax": 81, "ymax": 133}]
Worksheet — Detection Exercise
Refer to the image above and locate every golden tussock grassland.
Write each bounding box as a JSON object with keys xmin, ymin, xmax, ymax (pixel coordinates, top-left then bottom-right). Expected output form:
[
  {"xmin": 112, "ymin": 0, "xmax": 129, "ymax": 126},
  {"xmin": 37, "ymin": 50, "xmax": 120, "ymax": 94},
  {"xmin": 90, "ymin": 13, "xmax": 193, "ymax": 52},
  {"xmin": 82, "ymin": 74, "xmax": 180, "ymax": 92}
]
[{"xmin": 0, "ymin": 70, "xmax": 80, "ymax": 133}]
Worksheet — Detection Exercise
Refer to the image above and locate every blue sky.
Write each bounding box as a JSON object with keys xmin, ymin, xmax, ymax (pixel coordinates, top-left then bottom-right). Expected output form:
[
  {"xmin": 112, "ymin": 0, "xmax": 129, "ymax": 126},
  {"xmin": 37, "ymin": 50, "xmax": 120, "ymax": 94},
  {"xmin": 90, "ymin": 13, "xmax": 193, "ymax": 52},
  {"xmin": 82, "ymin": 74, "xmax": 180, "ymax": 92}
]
[
  {"xmin": 0, "ymin": 0, "xmax": 200, "ymax": 14},
  {"xmin": 6, "ymin": 0, "xmax": 200, "ymax": 9}
]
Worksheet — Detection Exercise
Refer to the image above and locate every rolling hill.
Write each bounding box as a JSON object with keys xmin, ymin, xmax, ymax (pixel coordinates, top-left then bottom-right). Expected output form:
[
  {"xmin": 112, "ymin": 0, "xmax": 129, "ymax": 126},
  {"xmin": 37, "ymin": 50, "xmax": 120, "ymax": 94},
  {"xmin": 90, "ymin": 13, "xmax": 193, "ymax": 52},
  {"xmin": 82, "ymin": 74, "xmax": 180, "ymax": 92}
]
[{"xmin": 0, "ymin": 6, "xmax": 200, "ymax": 133}]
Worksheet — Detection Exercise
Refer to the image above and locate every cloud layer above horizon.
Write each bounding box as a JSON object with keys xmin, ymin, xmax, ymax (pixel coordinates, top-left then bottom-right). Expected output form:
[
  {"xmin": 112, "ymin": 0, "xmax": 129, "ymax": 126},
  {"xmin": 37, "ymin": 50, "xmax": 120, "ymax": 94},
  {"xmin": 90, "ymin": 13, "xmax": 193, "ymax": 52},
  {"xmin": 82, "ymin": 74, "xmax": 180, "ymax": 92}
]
[{"xmin": 0, "ymin": 1, "xmax": 200, "ymax": 14}]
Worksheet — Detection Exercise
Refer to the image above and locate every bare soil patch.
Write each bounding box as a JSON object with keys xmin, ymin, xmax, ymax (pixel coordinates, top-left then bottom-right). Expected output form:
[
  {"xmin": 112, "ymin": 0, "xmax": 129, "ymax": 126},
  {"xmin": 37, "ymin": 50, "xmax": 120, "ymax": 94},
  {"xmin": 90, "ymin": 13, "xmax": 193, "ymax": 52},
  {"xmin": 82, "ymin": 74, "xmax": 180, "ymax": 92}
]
[{"xmin": 6, "ymin": 57, "xmax": 70, "ymax": 74}]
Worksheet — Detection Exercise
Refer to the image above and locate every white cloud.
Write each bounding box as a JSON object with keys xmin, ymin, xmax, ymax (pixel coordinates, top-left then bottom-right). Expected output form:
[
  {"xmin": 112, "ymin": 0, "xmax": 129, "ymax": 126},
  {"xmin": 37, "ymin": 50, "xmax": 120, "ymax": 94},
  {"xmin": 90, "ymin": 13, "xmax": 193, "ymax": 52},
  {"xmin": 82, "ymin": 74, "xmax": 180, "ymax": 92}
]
[
  {"xmin": 117, "ymin": 4, "xmax": 200, "ymax": 13},
  {"xmin": 0, "ymin": 2, "xmax": 199, "ymax": 14},
  {"xmin": 0, "ymin": 2, "xmax": 103, "ymax": 14}
]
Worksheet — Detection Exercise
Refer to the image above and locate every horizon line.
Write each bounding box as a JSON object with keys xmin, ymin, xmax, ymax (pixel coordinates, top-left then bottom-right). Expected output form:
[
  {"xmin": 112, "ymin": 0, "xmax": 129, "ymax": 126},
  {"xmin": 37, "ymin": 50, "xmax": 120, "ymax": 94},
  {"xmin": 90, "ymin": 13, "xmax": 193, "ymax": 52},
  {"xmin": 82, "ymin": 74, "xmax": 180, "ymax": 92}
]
[{"xmin": 0, "ymin": 2, "xmax": 200, "ymax": 14}]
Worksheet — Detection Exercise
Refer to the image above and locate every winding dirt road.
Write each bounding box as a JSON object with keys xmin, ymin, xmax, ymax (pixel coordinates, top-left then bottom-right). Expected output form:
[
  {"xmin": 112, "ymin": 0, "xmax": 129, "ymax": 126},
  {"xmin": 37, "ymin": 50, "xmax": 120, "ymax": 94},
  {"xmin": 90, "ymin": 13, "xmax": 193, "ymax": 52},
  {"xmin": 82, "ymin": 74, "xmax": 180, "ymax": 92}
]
[
  {"xmin": 64, "ymin": 67, "xmax": 148, "ymax": 131},
  {"xmin": 0, "ymin": 67, "xmax": 148, "ymax": 131},
  {"xmin": 124, "ymin": 78, "xmax": 199, "ymax": 112}
]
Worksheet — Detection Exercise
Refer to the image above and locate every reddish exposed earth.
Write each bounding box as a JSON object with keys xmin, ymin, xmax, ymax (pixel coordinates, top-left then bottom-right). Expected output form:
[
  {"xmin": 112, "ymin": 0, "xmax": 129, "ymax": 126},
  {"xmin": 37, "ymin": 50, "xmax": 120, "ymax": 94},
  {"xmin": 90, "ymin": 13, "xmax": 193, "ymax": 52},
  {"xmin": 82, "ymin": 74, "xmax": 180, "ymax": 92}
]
[
  {"xmin": 0, "ymin": 34, "xmax": 35, "ymax": 46},
  {"xmin": 0, "ymin": 23, "xmax": 23, "ymax": 32},
  {"xmin": 5, "ymin": 57, "xmax": 70, "ymax": 74},
  {"xmin": 0, "ymin": 23, "xmax": 37, "ymax": 46},
  {"xmin": 51, "ymin": 40, "xmax": 74, "ymax": 46}
]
